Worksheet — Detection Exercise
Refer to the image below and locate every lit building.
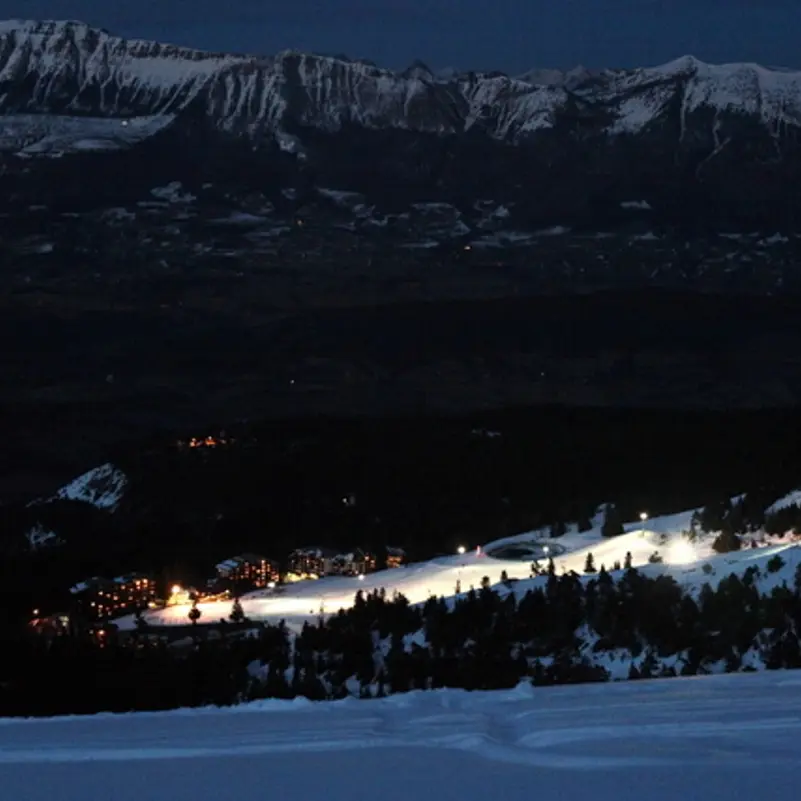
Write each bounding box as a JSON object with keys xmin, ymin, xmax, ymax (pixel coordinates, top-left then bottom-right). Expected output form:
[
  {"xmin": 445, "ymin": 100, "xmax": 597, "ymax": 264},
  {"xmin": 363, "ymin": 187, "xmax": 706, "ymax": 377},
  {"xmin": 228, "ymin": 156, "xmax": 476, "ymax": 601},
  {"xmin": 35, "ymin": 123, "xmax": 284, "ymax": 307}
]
[
  {"xmin": 330, "ymin": 549, "xmax": 377, "ymax": 576},
  {"xmin": 216, "ymin": 553, "xmax": 280, "ymax": 589},
  {"xmin": 69, "ymin": 574, "xmax": 156, "ymax": 620},
  {"xmin": 112, "ymin": 573, "xmax": 157, "ymax": 608},
  {"xmin": 177, "ymin": 431, "xmax": 234, "ymax": 450},
  {"xmin": 386, "ymin": 547, "xmax": 406, "ymax": 568},
  {"xmin": 287, "ymin": 546, "xmax": 339, "ymax": 578}
]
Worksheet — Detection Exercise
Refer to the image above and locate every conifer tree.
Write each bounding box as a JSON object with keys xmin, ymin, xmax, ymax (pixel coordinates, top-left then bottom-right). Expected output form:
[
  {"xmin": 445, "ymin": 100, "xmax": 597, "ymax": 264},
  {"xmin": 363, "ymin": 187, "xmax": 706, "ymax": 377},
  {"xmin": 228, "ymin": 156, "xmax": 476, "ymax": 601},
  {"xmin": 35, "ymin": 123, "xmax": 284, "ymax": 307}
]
[
  {"xmin": 712, "ymin": 529, "xmax": 741, "ymax": 554},
  {"xmin": 188, "ymin": 602, "xmax": 201, "ymax": 626},
  {"xmin": 624, "ymin": 551, "xmax": 633, "ymax": 570},
  {"xmin": 134, "ymin": 606, "xmax": 147, "ymax": 633},
  {"xmin": 230, "ymin": 598, "xmax": 245, "ymax": 624},
  {"xmin": 699, "ymin": 498, "xmax": 732, "ymax": 532},
  {"xmin": 723, "ymin": 500, "xmax": 746, "ymax": 535},
  {"xmin": 766, "ymin": 555, "xmax": 785, "ymax": 574},
  {"xmin": 601, "ymin": 504, "xmax": 624, "ymax": 537},
  {"xmin": 584, "ymin": 552, "xmax": 596, "ymax": 573}
]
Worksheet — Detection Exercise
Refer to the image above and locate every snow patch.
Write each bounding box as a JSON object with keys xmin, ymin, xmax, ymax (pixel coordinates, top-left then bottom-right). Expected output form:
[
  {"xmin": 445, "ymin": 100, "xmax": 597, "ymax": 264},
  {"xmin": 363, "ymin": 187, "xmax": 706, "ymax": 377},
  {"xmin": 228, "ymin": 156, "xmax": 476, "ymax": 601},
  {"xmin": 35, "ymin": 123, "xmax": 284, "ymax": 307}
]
[
  {"xmin": 52, "ymin": 463, "xmax": 127, "ymax": 510},
  {"xmin": 150, "ymin": 182, "xmax": 196, "ymax": 203},
  {"xmin": 25, "ymin": 522, "xmax": 60, "ymax": 550}
]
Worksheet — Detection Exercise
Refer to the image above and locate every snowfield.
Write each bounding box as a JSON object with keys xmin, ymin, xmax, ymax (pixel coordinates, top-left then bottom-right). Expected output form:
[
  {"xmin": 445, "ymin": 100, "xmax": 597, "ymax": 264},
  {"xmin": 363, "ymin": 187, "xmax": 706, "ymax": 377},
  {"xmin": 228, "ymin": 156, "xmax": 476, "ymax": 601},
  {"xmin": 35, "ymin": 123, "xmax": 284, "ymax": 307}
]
[
  {"xmin": 118, "ymin": 503, "xmax": 799, "ymax": 632},
  {"xmin": 1, "ymin": 671, "xmax": 801, "ymax": 800}
]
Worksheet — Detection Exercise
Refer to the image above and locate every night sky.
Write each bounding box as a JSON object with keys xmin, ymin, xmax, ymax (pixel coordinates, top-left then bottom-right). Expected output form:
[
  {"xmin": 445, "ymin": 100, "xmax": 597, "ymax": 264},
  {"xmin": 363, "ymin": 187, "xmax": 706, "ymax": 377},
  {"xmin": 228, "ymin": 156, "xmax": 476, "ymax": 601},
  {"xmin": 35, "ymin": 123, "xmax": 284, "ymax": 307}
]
[{"xmin": 6, "ymin": 0, "xmax": 800, "ymax": 74}]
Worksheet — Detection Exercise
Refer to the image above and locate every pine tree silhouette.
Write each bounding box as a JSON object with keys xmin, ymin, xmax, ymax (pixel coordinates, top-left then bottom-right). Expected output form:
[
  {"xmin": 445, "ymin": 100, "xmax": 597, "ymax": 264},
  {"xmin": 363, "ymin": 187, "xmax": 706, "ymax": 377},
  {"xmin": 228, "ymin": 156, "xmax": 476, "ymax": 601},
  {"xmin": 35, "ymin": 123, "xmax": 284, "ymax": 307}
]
[
  {"xmin": 229, "ymin": 598, "xmax": 245, "ymax": 623},
  {"xmin": 601, "ymin": 504, "xmax": 624, "ymax": 537}
]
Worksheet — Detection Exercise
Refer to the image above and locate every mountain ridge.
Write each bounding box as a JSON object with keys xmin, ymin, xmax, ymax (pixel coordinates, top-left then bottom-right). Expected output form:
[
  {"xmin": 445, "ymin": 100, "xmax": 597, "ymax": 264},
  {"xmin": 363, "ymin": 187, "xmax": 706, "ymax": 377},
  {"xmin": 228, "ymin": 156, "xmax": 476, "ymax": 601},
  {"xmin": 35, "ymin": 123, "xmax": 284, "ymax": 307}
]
[
  {"xmin": 2, "ymin": 19, "xmax": 801, "ymax": 141},
  {"xmin": 1, "ymin": 19, "xmax": 801, "ymax": 282}
]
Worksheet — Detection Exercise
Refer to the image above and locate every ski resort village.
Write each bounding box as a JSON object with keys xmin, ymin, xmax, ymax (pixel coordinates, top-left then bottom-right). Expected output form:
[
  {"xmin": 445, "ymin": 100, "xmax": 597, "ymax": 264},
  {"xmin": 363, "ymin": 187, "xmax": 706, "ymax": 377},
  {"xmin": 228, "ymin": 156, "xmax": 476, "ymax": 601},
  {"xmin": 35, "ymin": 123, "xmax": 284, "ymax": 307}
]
[{"xmin": 23, "ymin": 459, "xmax": 801, "ymax": 684}]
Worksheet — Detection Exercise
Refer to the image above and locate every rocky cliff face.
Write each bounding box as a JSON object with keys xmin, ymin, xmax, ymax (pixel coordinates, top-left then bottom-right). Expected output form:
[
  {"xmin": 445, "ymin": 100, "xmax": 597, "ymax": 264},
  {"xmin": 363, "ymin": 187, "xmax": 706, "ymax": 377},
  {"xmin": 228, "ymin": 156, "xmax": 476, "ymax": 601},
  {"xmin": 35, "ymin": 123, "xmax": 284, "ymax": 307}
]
[{"xmin": 1, "ymin": 19, "xmax": 800, "ymax": 233}]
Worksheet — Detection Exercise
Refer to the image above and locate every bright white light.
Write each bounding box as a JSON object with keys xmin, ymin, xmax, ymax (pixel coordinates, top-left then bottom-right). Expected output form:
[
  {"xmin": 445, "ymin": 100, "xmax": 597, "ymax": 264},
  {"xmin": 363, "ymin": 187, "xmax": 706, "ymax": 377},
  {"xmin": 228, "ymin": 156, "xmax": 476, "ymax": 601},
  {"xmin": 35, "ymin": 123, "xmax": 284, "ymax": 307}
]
[
  {"xmin": 542, "ymin": 546, "xmax": 549, "ymax": 554},
  {"xmin": 171, "ymin": 585, "xmax": 182, "ymax": 595},
  {"xmin": 357, "ymin": 574, "xmax": 365, "ymax": 581},
  {"xmin": 640, "ymin": 512, "xmax": 648, "ymax": 522},
  {"xmin": 666, "ymin": 539, "xmax": 697, "ymax": 565},
  {"xmin": 267, "ymin": 582, "xmax": 276, "ymax": 589},
  {"xmin": 457, "ymin": 546, "xmax": 466, "ymax": 555}
]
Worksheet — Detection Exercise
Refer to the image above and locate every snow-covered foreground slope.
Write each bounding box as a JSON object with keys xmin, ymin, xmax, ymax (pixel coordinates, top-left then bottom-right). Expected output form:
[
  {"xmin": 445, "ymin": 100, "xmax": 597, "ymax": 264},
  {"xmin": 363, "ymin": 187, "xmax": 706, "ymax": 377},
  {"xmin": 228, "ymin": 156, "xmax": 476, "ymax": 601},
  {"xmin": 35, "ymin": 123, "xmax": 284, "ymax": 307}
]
[{"xmin": 2, "ymin": 671, "xmax": 801, "ymax": 800}]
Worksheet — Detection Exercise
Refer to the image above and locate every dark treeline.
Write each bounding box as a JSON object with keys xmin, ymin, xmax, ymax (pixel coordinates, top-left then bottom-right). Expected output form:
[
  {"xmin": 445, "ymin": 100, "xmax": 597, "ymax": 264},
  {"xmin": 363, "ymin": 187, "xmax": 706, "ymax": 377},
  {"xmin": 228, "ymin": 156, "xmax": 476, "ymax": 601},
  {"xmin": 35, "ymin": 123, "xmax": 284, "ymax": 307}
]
[{"xmin": 4, "ymin": 559, "xmax": 801, "ymax": 718}]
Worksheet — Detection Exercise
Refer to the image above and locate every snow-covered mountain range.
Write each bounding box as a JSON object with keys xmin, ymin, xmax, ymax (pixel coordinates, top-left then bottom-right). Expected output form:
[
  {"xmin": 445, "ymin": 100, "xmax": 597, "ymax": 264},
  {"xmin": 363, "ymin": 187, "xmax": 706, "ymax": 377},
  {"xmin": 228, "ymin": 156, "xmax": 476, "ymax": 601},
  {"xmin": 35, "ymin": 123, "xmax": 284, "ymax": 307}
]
[
  {"xmin": 2, "ymin": 20, "xmax": 800, "ymax": 141},
  {"xmin": 1, "ymin": 18, "xmax": 801, "ymax": 246}
]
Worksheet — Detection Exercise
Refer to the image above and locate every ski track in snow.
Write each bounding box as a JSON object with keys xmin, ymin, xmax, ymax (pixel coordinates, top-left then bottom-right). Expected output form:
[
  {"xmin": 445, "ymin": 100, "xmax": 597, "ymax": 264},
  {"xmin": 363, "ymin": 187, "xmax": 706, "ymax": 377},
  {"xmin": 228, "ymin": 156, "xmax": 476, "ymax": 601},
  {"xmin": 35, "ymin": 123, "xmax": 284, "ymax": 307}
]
[{"xmin": 2, "ymin": 671, "xmax": 801, "ymax": 771}]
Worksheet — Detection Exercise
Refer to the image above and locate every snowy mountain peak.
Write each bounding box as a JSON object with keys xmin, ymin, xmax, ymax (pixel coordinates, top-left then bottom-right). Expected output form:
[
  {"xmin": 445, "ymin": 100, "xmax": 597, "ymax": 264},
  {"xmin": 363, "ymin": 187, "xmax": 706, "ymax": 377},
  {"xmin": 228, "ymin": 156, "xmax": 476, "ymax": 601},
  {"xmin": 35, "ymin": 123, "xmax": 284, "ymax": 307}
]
[
  {"xmin": 34, "ymin": 462, "xmax": 128, "ymax": 511},
  {"xmin": 401, "ymin": 59, "xmax": 435, "ymax": 81},
  {"xmin": 0, "ymin": 19, "xmax": 799, "ymax": 144},
  {"xmin": 515, "ymin": 64, "xmax": 595, "ymax": 88}
]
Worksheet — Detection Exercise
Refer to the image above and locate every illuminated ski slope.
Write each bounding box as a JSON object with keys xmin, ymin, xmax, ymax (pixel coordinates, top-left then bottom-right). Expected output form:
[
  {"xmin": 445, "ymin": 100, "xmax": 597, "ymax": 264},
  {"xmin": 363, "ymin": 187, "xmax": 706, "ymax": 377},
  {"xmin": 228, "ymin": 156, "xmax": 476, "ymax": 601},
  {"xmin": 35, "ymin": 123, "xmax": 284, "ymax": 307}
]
[
  {"xmin": 118, "ymin": 514, "xmax": 669, "ymax": 628},
  {"xmin": 117, "ymin": 505, "xmax": 799, "ymax": 631},
  {"xmin": 2, "ymin": 671, "xmax": 801, "ymax": 801}
]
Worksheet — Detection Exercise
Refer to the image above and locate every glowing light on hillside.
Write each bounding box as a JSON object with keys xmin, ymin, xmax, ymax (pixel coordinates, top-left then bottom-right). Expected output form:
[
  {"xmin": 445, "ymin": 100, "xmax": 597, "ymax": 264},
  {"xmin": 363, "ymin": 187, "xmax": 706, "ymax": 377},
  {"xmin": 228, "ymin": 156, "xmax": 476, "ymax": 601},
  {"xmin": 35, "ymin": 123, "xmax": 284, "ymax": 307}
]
[
  {"xmin": 457, "ymin": 546, "xmax": 466, "ymax": 555},
  {"xmin": 666, "ymin": 539, "xmax": 697, "ymax": 565},
  {"xmin": 171, "ymin": 585, "xmax": 182, "ymax": 595},
  {"xmin": 640, "ymin": 512, "xmax": 648, "ymax": 522}
]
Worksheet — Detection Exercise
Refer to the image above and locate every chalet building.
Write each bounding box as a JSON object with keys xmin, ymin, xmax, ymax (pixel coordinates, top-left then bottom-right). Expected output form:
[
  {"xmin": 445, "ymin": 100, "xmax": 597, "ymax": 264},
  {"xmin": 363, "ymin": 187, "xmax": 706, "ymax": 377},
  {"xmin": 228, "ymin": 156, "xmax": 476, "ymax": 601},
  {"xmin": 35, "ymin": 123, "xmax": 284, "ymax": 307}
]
[
  {"xmin": 69, "ymin": 574, "xmax": 156, "ymax": 620},
  {"xmin": 330, "ymin": 548, "xmax": 376, "ymax": 576},
  {"xmin": 215, "ymin": 553, "xmax": 280, "ymax": 589},
  {"xmin": 113, "ymin": 573, "xmax": 157, "ymax": 607},
  {"xmin": 287, "ymin": 546, "xmax": 405, "ymax": 579},
  {"xmin": 70, "ymin": 577, "xmax": 116, "ymax": 620},
  {"xmin": 287, "ymin": 546, "xmax": 339, "ymax": 578},
  {"xmin": 386, "ymin": 547, "xmax": 406, "ymax": 568}
]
